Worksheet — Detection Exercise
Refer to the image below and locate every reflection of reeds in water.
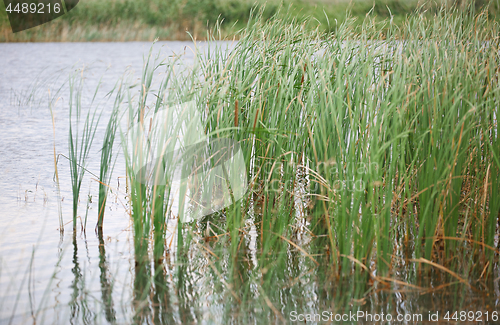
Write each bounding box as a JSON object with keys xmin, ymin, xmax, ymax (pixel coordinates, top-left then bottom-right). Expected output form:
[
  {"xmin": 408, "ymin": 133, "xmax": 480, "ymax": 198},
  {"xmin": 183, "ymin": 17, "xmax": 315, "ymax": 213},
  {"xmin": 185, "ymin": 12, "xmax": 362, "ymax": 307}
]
[
  {"xmin": 69, "ymin": 233, "xmax": 93, "ymax": 324},
  {"xmin": 97, "ymin": 228, "xmax": 116, "ymax": 324},
  {"xmin": 151, "ymin": 267, "xmax": 175, "ymax": 325}
]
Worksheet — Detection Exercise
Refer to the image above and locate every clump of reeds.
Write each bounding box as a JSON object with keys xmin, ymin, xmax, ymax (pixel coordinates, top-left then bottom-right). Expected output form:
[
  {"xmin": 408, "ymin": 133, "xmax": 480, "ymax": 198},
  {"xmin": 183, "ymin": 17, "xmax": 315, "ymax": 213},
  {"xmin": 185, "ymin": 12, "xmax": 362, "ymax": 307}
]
[
  {"xmin": 56, "ymin": 2, "xmax": 500, "ymax": 321},
  {"xmin": 196, "ymin": 2, "xmax": 500, "ymax": 280}
]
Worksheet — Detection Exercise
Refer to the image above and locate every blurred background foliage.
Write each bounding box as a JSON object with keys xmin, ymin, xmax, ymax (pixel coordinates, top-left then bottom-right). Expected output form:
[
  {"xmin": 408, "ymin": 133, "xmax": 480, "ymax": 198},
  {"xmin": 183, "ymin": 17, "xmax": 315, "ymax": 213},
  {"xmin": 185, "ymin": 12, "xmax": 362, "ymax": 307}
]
[{"xmin": 1, "ymin": 0, "xmax": 500, "ymax": 41}]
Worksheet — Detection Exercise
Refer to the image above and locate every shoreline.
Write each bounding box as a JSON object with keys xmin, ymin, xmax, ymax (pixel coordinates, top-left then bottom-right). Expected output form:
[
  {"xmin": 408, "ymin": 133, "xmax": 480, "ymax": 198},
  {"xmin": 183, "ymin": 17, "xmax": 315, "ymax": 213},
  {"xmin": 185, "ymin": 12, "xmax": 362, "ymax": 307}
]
[{"xmin": 3, "ymin": 0, "xmax": 494, "ymax": 43}]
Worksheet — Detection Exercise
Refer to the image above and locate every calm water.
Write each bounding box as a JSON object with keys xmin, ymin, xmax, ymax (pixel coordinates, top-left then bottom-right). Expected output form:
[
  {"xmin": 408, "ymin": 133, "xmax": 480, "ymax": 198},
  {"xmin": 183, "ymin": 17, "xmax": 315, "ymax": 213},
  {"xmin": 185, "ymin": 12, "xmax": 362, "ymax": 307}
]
[
  {"xmin": 0, "ymin": 42, "xmax": 499, "ymax": 325},
  {"xmin": 0, "ymin": 41, "xmax": 206, "ymax": 324}
]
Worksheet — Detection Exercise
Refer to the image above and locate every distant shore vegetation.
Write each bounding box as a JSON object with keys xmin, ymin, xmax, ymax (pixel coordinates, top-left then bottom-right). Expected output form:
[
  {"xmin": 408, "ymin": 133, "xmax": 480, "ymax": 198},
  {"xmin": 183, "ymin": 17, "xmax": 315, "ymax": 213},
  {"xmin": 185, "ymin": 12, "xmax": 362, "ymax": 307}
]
[{"xmin": 1, "ymin": 0, "xmax": 499, "ymax": 42}]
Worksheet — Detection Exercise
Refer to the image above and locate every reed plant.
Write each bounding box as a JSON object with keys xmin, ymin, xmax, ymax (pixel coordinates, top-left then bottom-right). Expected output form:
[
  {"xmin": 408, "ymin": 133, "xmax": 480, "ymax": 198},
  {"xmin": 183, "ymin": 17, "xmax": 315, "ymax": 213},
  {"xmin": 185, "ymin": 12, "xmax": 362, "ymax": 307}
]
[
  {"xmin": 67, "ymin": 70, "xmax": 101, "ymax": 230},
  {"xmin": 97, "ymin": 78, "xmax": 126, "ymax": 229},
  {"xmin": 119, "ymin": 50, "xmax": 195, "ymax": 321},
  {"xmin": 121, "ymin": 46, "xmax": 191, "ymax": 267}
]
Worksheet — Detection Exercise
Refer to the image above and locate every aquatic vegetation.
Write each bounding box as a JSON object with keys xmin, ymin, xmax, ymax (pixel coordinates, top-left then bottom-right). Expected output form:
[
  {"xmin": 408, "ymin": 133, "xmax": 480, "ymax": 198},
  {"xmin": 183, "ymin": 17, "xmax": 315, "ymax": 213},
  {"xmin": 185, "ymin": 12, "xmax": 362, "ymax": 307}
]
[
  {"xmin": 43, "ymin": 2, "xmax": 500, "ymax": 323},
  {"xmin": 192, "ymin": 2, "xmax": 499, "ymax": 305},
  {"xmin": 67, "ymin": 70, "xmax": 102, "ymax": 230},
  {"xmin": 97, "ymin": 78, "xmax": 126, "ymax": 229}
]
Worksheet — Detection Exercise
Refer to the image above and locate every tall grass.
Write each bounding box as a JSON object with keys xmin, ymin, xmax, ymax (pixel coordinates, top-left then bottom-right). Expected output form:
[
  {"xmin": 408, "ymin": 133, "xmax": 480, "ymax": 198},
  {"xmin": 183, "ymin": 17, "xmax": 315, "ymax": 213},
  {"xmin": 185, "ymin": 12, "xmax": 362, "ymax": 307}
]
[
  {"xmin": 195, "ymin": 2, "xmax": 500, "ymax": 283},
  {"xmin": 119, "ymin": 49, "xmax": 191, "ymax": 321},
  {"xmin": 97, "ymin": 78, "xmax": 125, "ymax": 229},
  {"xmin": 67, "ymin": 70, "xmax": 101, "ymax": 230},
  {"xmin": 51, "ymin": 2, "xmax": 500, "ymax": 322}
]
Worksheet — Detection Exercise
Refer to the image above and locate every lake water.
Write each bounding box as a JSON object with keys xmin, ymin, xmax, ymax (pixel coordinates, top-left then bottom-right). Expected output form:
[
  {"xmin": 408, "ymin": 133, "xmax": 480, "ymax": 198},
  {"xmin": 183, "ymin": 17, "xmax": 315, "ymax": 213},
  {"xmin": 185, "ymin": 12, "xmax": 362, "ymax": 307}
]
[
  {"xmin": 0, "ymin": 41, "xmax": 208, "ymax": 324},
  {"xmin": 1, "ymin": 41, "xmax": 499, "ymax": 325}
]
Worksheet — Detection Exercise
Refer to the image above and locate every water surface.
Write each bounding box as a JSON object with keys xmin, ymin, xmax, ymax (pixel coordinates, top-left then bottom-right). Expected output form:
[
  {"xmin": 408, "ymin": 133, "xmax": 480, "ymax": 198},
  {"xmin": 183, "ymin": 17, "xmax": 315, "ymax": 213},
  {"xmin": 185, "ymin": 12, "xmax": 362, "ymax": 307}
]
[{"xmin": 0, "ymin": 41, "xmax": 498, "ymax": 325}]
